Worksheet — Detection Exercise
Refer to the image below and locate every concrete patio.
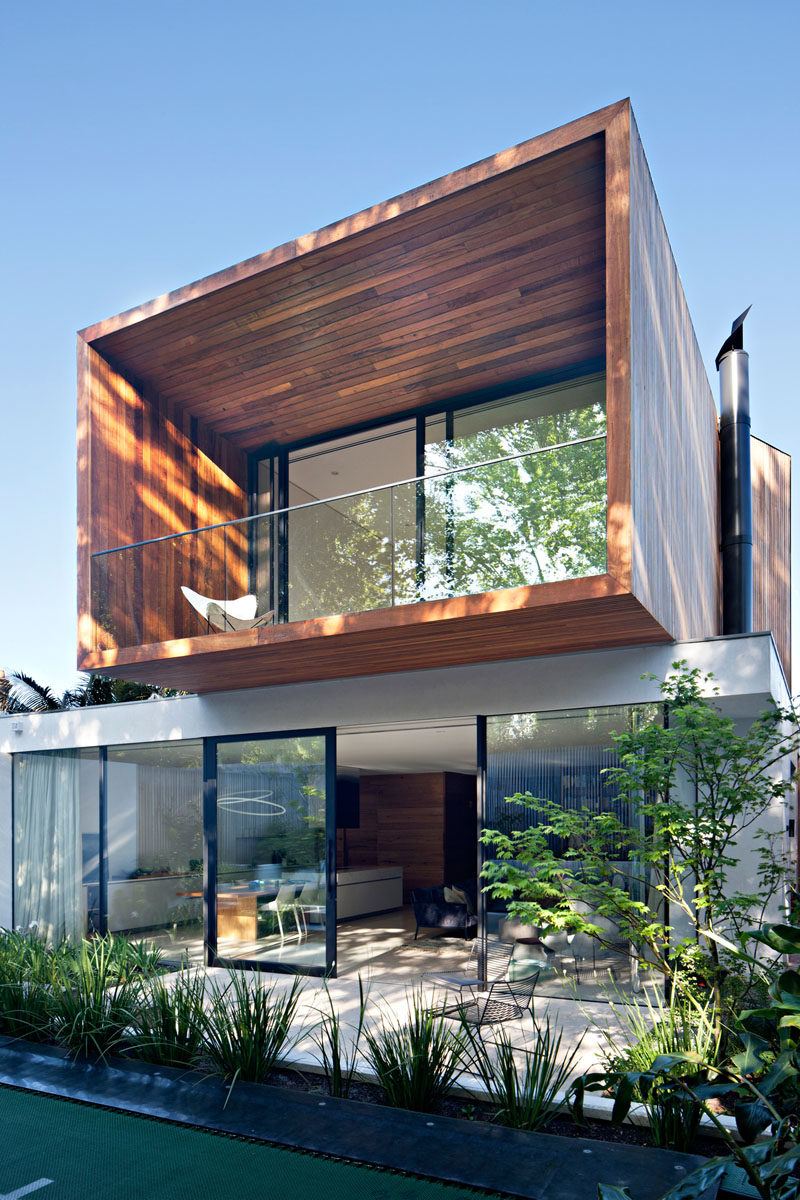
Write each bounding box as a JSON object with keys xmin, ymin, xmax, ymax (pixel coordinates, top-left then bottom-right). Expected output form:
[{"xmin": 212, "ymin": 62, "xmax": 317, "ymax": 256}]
[{"xmin": 173, "ymin": 959, "xmax": 636, "ymax": 1094}]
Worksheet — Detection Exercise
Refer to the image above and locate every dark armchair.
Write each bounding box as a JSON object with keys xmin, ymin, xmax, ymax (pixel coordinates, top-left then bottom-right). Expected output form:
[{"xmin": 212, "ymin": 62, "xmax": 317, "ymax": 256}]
[{"xmin": 410, "ymin": 881, "xmax": 478, "ymax": 940}]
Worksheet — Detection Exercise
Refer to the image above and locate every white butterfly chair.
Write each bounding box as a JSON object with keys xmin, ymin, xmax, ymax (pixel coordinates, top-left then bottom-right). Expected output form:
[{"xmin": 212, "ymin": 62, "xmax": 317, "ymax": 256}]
[{"xmin": 181, "ymin": 586, "xmax": 275, "ymax": 633}]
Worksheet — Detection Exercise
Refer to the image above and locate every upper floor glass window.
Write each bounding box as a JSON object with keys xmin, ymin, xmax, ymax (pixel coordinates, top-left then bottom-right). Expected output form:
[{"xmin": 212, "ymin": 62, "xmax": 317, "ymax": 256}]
[{"xmin": 421, "ymin": 375, "xmax": 606, "ymax": 596}]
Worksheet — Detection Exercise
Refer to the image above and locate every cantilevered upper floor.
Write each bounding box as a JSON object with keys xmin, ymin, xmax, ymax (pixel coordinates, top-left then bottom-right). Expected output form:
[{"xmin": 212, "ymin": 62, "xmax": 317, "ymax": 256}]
[{"xmin": 76, "ymin": 99, "xmax": 790, "ymax": 692}]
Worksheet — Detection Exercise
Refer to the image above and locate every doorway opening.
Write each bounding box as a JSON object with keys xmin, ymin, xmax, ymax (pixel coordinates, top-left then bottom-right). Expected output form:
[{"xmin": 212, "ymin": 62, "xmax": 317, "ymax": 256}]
[{"xmin": 334, "ymin": 718, "xmax": 479, "ymax": 981}]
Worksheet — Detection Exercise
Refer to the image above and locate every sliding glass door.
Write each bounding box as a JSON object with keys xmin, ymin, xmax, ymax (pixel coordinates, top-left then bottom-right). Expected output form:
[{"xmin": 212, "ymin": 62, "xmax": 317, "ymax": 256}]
[
  {"xmin": 207, "ymin": 729, "xmax": 336, "ymax": 975},
  {"xmin": 479, "ymin": 705, "xmax": 662, "ymax": 1001},
  {"xmin": 250, "ymin": 371, "xmax": 608, "ymax": 624},
  {"xmin": 106, "ymin": 741, "xmax": 204, "ymax": 960}
]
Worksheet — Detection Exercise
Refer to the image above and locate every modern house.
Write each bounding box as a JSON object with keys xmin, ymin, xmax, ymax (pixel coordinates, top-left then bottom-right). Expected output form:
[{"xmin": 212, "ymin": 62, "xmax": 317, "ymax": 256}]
[{"xmin": 0, "ymin": 100, "xmax": 793, "ymax": 997}]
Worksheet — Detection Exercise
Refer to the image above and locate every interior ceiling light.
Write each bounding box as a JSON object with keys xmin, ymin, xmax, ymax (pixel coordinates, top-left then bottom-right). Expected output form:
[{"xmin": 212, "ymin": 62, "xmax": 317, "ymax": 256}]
[{"xmin": 217, "ymin": 793, "xmax": 286, "ymax": 817}]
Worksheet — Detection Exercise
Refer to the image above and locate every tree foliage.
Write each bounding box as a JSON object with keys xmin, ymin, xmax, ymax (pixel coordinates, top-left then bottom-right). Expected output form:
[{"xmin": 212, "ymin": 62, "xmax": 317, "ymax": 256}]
[
  {"xmin": 0, "ymin": 670, "xmax": 180, "ymax": 713},
  {"xmin": 481, "ymin": 663, "xmax": 800, "ymax": 1006}
]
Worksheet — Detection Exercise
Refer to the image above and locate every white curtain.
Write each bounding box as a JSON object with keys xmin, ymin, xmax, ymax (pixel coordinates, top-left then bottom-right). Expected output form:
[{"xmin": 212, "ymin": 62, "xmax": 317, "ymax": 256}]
[{"xmin": 14, "ymin": 751, "xmax": 82, "ymax": 943}]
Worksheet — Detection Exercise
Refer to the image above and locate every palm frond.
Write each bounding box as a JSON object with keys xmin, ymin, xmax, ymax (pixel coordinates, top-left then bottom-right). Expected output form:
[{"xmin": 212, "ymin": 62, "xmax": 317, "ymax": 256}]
[{"xmin": 4, "ymin": 671, "xmax": 62, "ymax": 713}]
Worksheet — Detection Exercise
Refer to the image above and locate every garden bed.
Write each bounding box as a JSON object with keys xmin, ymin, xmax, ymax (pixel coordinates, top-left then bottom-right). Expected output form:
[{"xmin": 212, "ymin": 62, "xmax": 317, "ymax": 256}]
[{"xmin": 0, "ymin": 1036, "xmax": 719, "ymax": 1200}]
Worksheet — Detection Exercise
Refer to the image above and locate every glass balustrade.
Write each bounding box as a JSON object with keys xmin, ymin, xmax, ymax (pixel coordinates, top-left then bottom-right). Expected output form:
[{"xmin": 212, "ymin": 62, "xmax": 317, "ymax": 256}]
[{"xmin": 90, "ymin": 436, "xmax": 607, "ymax": 651}]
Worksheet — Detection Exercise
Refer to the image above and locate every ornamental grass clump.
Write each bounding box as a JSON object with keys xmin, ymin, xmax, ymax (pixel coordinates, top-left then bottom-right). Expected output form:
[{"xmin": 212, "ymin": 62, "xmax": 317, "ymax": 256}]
[
  {"xmin": 127, "ymin": 968, "xmax": 208, "ymax": 1068},
  {"xmin": 599, "ymin": 978, "xmax": 721, "ymax": 1078},
  {"xmin": 363, "ymin": 989, "xmax": 468, "ymax": 1113},
  {"xmin": 311, "ymin": 976, "xmax": 369, "ymax": 1098},
  {"xmin": 592, "ymin": 979, "xmax": 719, "ymax": 1152},
  {"xmin": 104, "ymin": 935, "xmax": 165, "ymax": 981},
  {"xmin": 0, "ymin": 928, "xmax": 58, "ymax": 1041},
  {"xmin": 465, "ymin": 1015, "xmax": 584, "ymax": 1132},
  {"xmin": 202, "ymin": 971, "xmax": 303, "ymax": 1084},
  {"xmin": 48, "ymin": 936, "xmax": 149, "ymax": 1059}
]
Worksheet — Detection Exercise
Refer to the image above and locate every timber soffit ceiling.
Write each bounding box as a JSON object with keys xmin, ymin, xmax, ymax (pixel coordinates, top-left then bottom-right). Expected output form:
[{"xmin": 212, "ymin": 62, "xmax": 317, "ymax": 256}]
[{"xmin": 79, "ymin": 104, "xmax": 623, "ymax": 451}]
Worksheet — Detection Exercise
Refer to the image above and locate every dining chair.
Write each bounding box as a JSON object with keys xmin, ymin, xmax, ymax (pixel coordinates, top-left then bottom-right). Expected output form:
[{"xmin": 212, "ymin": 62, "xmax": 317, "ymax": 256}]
[{"xmin": 259, "ymin": 884, "xmax": 303, "ymax": 944}]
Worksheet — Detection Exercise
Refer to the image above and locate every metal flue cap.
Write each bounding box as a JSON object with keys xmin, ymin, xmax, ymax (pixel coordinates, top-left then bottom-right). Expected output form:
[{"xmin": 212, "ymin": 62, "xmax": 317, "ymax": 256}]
[{"xmin": 715, "ymin": 305, "xmax": 752, "ymax": 370}]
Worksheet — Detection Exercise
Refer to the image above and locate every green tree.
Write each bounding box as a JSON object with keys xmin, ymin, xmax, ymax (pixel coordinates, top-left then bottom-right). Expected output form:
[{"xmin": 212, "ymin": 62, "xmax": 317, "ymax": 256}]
[{"xmin": 481, "ymin": 664, "xmax": 800, "ymax": 1014}]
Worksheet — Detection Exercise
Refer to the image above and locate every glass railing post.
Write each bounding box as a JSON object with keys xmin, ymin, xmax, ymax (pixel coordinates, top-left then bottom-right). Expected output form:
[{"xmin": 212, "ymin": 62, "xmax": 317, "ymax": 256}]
[
  {"xmin": 223, "ymin": 524, "xmax": 228, "ymax": 619},
  {"xmin": 390, "ymin": 484, "xmax": 396, "ymax": 608},
  {"xmin": 415, "ymin": 476, "xmax": 426, "ymax": 603}
]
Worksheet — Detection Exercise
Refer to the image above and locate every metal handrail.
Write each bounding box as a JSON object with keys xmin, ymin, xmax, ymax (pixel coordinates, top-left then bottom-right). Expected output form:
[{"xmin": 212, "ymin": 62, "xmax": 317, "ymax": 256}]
[{"xmin": 91, "ymin": 433, "xmax": 606, "ymax": 557}]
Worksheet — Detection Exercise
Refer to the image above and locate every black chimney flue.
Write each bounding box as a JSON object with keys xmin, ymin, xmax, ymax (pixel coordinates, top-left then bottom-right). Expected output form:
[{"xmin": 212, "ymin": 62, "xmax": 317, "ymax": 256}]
[{"xmin": 717, "ymin": 306, "xmax": 753, "ymax": 636}]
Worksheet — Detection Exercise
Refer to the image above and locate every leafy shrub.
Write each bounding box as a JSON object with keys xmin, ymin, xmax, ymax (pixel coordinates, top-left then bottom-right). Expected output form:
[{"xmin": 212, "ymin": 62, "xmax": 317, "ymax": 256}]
[{"xmin": 588, "ymin": 922, "xmax": 800, "ymax": 1198}]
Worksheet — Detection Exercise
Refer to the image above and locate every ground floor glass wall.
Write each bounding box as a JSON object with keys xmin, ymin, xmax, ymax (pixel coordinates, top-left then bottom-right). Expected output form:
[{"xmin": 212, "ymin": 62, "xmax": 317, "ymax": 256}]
[
  {"xmin": 106, "ymin": 741, "xmax": 203, "ymax": 956},
  {"xmin": 485, "ymin": 704, "xmax": 663, "ymax": 1001},
  {"xmin": 11, "ymin": 732, "xmax": 333, "ymax": 974},
  {"xmin": 12, "ymin": 705, "xmax": 667, "ymax": 994}
]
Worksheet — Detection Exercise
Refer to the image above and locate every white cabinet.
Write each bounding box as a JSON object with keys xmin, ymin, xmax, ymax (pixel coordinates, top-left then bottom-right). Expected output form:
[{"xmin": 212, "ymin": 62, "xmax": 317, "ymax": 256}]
[{"xmin": 336, "ymin": 866, "xmax": 403, "ymax": 920}]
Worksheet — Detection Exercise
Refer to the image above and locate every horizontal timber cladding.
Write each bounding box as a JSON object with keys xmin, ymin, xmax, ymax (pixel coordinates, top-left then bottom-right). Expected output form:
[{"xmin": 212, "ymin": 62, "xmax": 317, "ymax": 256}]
[
  {"xmin": 628, "ymin": 115, "xmax": 719, "ymax": 640},
  {"xmin": 78, "ymin": 576, "xmax": 672, "ymax": 694},
  {"xmin": 78, "ymin": 343, "xmax": 248, "ymax": 657},
  {"xmin": 751, "ymin": 436, "xmax": 791, "ymax": 683},
  {"xmin": 86, "ymin": 136, "xmax": 607, "ymax": 451}
]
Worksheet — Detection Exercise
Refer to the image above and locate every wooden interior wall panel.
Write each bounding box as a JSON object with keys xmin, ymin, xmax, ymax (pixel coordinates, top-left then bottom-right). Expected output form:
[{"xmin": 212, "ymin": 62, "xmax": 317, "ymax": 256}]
[
  {"xmin": 88, "ymin": 137, "xmax": 607, "ymax": 451},
  {"xmin": 341, "ymin": 774, "xmax": 443, "ymax": 900},
  {"xmin": 336, "ymin": 773, "xmax": 477, "ymax": 900},
  {"xmin": 336, "ymin": 786, "xmax": 379, "ymax": 869},
  {"xmin": 628, "ymin": 116, "xmax": 719, "ymax": 640},
  {"xmin": 375, "ymin": 774, "xmax": 445, "ymax": 899},
  {"xmin": 751, "ymin": 436, "xmax": 791, "ymax": 682},
  {"xmin": 79, "ymin": 344, "xmax": 249, "ymax": 656}
]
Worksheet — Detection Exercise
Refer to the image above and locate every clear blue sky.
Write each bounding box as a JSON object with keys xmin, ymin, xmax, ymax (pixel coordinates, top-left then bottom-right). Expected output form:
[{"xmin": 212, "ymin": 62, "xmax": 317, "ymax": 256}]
[{"xmin": 2, "ymin": 0, "xmax": 798, "ymax": 692}]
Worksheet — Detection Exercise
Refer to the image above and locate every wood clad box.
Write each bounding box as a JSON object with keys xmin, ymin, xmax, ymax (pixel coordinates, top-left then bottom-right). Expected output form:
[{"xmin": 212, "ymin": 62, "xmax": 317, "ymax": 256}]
[{"xmin": 76, "ymin": 100, "xmax": 787, "ymax": 693}]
